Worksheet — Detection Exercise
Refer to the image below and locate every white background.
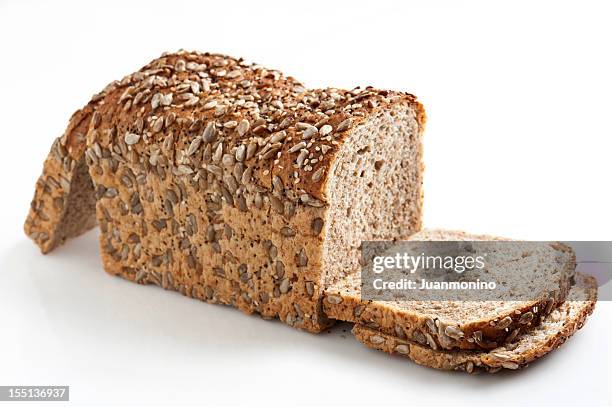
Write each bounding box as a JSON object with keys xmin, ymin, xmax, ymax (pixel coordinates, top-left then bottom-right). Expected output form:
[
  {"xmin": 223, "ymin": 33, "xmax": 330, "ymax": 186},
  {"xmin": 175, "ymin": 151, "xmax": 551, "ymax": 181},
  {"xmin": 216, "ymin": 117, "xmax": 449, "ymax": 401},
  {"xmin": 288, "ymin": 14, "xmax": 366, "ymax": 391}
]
[{"xmin": 0, "ymin": 0, "xmax": 610, "ymax": 406}]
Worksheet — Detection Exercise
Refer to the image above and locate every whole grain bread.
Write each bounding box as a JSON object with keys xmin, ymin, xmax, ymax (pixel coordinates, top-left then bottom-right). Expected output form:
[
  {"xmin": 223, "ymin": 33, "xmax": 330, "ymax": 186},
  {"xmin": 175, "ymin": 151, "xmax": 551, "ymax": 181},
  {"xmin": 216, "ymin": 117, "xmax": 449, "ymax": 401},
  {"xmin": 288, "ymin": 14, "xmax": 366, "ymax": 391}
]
[
  {"xmin": 323, "ymin": 230, "xmax": 576, "ymax": 350},
  {"xmin": 351, "ymin": 273, "xmax": 597, "ymax": 373},
  {"xmin": 24, "ymin": 50, "xmax": 426, "ymax": 332}
]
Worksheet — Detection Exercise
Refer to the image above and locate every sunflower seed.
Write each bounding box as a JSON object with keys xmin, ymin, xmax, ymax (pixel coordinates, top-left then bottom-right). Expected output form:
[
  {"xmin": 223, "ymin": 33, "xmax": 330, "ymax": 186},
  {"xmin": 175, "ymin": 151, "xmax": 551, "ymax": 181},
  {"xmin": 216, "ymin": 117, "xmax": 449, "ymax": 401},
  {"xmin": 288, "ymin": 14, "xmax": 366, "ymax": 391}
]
[
  {"xmin": 261, "ymin": 147, "xmax": 280, "ymax": 161},
  {"xmin": 425, "ymin": 318, "xmax": 436, "ymax": 334},
  {"xmin": 326, "ymin": 294, "xmax": 342, "ymax": 304},
  {"xmin": 519, "ymin": 311, "xmax": 534, "ymax": 324},
  {"xmin": 280, "ymin": 226, "xmax": 295, "ymax": 237},
  {"xmin": 203, "ymin": 100, "xmax": 217, "ymax": 110},
  {"xmin": 177, "ymin": 165, "xmax": 193, "ymax": 175},
  {"xmin": 213, "ymin": 143, "xmax": 223, "ymax": 162},
  {"xmin": 224, "ymin": 120, "xmax": 238, "ymax": 129},
  {"xmin": 268, "ymin": 244, "xmax": 278, "ymax": 260},
  {"xmin": 296, "ymin": 248, "xmax": 308, "ymax": 267},
  {"xmin": 222, "ymin": 153, "xmax": 235, "ymax": 168},
  {"xmin": 353, "ymin": 305, "xmax": 364, "ymax": 317},
  {"xmin": 312, "ymin": 218, "xmax": 323, "ymax": 235},
  {"xmin": 444, "ymin": 325, "xmax": 465, "ymax": 340},
  {"xmin": 296, "ymin": 150, "xmax": 308, "ymax": 167},
  {"xmin": 202, "ymin": 122, "xmax": 216, "ymax": 143},
  {"xmin": 275, "ymin": 260, "xmax": 285, "ymax": 279},
  {"xmin": 236, "ymin": 119, "xmax": 250, "ymax": 136},
  {"xmin": 506, "ymin": 328, "xmax": 520, "ymax": 342},
  {"xmin": 124, "ymin": 132, "xmax": 140, "ymax": 145},
  {"xmin": 240, "ymin": 167, "xmax": 252, "ymax": 184},
  {"xmin": 91, "ymin": 111, "xmax": 101, "ymax": 129},
  {"xmin": 270, "ymin": 130, "xmax": 287, "ymax": 143},
  {"xmin": 235, "ymin": 144, "xmax": 246, "ymax": 162},
  {"xmin": 319, "ymin": 124, "xmax": 333, "ymax": 136},
  {"xmin": 490, "ymin": 352, "xmax": 512, "ymax": 361},
  {"xmin": 165, "ymin": 112, "xmax": 176, "ymax": 127},
  {"xmin": 272, "ymin": 176, "xmax": 284, "ymax": 193},
  {"xmin": 337, "ymin": 118, "xmax": 352, "ymax": 132},
  {"xmin": 206, "ymin": 164, "xmax": 223, "ymax": 177},
  {"xmin": 311, "ymin": 167, "xmax": 325, "ymax": 182},
  {"xmin": 270, "ymin": 196, "xmax": 284, "ymax": 214},
  {"xmin": 135, "ymin": 270, "xmax": 147, "ymax": 283},
  {"xmin": 369, "ymin": 335, "xmax": 385, "ymax": 345},
  {"xmin": 289, "ymin": 142, "xmax": 306, "ymax": 153},
  {"xmin": 279, "ymin": 278, "xmax": 291, "ymax": 294},
  {"xmin": 502, "ymin": 362, "xmax": 519, "ymax": 370},
  {"xmin": 302, "ymin": 125, "xmax": 318, "ymax": 139},
  {"xmin": 246, "ymin": 142, "xmax": 257, "ymax": 160},
  {"xmin": 394, "ymin": 324, "xmax": 407, "ymax": 339},
  {"xmin": 152, "ymin": 117, "xmax": 164, "ymax": 132},
  {"xmin": 160, "ymin": 93, "xmax": 173, "ymax": 106},
  {"xmin": 496, "ymin": 316, "xmax": 513, "ymax": 330},
  {"xmin": 394, "ymin": 344, "xmax": 409, "ymax": 355},
  {"xmin": 424, "ymin": 333, "xmax": 438, "ymax": 350},
  {"xmin": 186, "ymin": 137, "xmax": 202, "ymax": 156}
]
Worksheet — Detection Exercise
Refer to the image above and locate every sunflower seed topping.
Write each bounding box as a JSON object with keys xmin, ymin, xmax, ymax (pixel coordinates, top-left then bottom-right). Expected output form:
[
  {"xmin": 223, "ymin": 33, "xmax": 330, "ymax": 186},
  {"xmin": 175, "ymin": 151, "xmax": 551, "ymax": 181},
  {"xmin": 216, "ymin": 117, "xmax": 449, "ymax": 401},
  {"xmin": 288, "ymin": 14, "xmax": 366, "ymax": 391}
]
[
  {"xmin": 394, "ymin": 344, "xmax": 409, "ymax": 355},
  {"xmin": 289, "ymin": 142, "xmax": 306, "ymax": 153},
  {"xmin": 496, "ymin": 316, "xmax": 513, "ymax": 330},
  {"xmin": 337, "ymin": 118, "xmax": 352, "ymax": 132},
  {"xmin": 311, "ymin": 167, "xmax": 325, "ymax": 182},
  {"xmin": 311, "ymin": 218, "xmax": 323, "ymax": 235},
  {"xmin": 186, "ymin": 137, "xmax": 202, "ymax": 156},
  {"xmin": 280, "ymin": 226, "xmax": 295, "ymax": 237},
  {"xmin": 203, "ymin": 100, "xmax": 218, "ymax": 110},
  {"xmin": 444, "ymin": 325, "xmax": 465, "ymax": 340},
  {"xmin": 502, "ymin": 362, "xmax": 519, "ymax": 370},
  {"xmin": 236, "ymin": 119, "xmax": 250, "ymax": 136},
  {"xmin": 124, "ymin": 132, "xmax": 140, "ymax": 145},
  {"xmin": 319, "ymin": 124, "xmax": 333, "ymax": 136},
  {"xmin": 369, "ymin": 335, "xmax": 385, "ymax": 345},
  {"xmin": 326, "ymin": 294, "xmax": 343, "ymax": 304}
]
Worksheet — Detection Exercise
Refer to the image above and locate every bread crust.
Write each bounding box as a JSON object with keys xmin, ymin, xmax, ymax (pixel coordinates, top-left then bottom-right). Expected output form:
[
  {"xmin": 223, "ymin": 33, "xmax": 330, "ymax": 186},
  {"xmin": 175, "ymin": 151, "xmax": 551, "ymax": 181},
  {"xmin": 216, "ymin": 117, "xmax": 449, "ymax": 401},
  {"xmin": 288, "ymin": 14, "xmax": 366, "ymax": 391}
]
[{"xmin": 351, "ymin": 273, "xmax": 597, "ymax": 373}]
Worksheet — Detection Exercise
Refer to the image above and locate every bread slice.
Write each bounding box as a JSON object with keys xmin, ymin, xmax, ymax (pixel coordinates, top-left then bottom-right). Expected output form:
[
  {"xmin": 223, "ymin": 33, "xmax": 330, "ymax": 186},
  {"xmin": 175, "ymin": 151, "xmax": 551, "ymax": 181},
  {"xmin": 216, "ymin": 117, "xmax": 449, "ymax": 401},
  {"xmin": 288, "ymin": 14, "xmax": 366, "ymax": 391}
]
[
  {"xmin": 24, "ymin": 104, "xmax": 102, "ymax": 253},
  {"xmin": 352, "ymin": 273, "xmax": 597, "ymax": 373},
  {"xmin": 324, "ymin": 230, "xmax": 576, "ymax": 350},
  {"xmin": 25, "ymin": 50, "xmax": 425, "ymax": 333}
]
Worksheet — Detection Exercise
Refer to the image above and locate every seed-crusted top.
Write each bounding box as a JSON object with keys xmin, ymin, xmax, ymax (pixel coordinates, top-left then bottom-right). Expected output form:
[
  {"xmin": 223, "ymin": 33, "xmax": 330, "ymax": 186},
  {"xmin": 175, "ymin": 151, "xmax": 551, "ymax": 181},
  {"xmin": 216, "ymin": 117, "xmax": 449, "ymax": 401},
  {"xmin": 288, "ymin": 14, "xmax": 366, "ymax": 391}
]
[{"xmin": 80, "ymin": 50, "xmax": 425, "ymax": 204}]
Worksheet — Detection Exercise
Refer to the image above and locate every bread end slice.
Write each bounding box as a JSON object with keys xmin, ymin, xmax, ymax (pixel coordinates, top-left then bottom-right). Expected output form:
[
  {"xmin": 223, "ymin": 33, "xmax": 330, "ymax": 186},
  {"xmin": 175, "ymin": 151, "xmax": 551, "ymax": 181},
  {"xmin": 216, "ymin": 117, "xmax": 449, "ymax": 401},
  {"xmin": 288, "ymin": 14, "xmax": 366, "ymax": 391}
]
[
  {"xmin": 351, "ymin": 273, "xmax": 597, "ymax": 373},
  {"xmin": 24, "ymin": 105, "xmax": 99, "ymax": 253}
]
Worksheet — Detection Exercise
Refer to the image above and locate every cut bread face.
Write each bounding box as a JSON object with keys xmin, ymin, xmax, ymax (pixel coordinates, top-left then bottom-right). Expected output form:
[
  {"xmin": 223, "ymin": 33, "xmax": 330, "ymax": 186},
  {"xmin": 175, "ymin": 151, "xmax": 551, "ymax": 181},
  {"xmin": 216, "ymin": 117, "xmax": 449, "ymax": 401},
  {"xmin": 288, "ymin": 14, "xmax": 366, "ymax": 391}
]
[
  {"xmin": 323, "ymin": 230, "xmax": 576, "ymax": 350},
  {"xmin": 322, "ymin": 106, "xmax": 423, "ymax": 287},
  {"xmin": 352, "ymin": 273, "xmax": 597, "ymax": 373}
]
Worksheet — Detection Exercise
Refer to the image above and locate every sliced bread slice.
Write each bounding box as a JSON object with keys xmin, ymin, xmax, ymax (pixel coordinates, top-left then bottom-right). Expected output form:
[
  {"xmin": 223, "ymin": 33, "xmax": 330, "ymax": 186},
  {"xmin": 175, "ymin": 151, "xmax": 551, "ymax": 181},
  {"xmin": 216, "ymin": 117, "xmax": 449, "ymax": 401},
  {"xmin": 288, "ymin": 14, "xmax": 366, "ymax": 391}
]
[
  {"xmin": 323, "ymin": 230, "xmax": 576, "ymax": 350},
  {"xmin": 351, "ymin": 273, "xmax": 597, "ymax": 373}
]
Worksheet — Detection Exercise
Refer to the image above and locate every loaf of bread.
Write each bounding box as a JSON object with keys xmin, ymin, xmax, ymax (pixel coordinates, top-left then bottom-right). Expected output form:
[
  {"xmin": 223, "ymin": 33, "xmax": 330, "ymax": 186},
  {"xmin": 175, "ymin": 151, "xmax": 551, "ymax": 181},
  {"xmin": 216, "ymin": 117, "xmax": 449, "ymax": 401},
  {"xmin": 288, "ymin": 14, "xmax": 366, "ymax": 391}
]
[
  {"xmin": 352, "ymin": 273, "xmax": 597, "ymax": 373},
  {"xmin": 25, "ymin": 51, "xmax": 595, "ymax": 371},
  {"xmin": 24, "ymin": 50, "xmax": 426, "ymax": 332},
  {"xmin": 323, "ymin": 230, "xmax": 576, "ymax": 350}
]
